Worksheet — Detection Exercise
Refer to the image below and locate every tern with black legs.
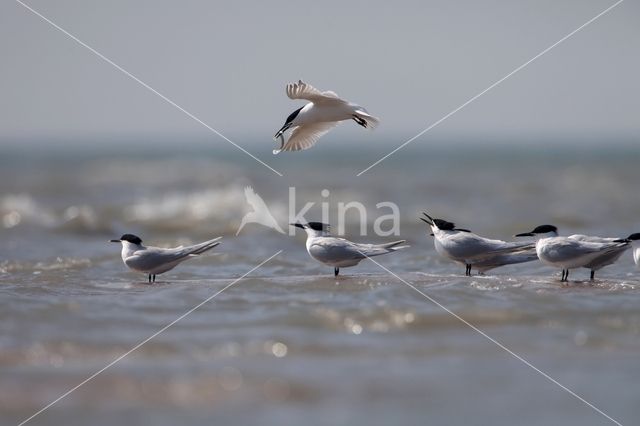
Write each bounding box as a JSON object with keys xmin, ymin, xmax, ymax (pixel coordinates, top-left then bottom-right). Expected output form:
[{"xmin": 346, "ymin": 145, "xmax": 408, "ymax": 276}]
[
  {"xmin": 110, "ymin": 234, "xmax": 222, "ymax": 283},
  {"xmin": 421, "ymin": 212, "xmax": 537, "ymax": 276},
  {"xmin": 273, "ymin": 80, "xmax": 379, "ymax": 154},
  {"xmin": 566, "ymin": 234, "xmax": 630, "ymax": 280},
  {"xmin": 291, "ymin": 222, "xmax": 408, "ymax": 276},
  {"xmin": 515, "ymin": 225, "xmax": 629, "ymax": 282}
]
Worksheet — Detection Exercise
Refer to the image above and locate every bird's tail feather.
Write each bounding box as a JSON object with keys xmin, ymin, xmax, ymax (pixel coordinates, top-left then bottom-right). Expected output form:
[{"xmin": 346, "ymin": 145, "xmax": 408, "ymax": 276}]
[
  {"xmin": 364, "ymin": 240, "xmax": 409, "ymax": 257},
  {"xmin": 380, "ymin": 240, "xmax": 408, "ymax": 250},
  {"xmin": 187, "ymin": 237, "xmax": 222, "ymax": 255}
]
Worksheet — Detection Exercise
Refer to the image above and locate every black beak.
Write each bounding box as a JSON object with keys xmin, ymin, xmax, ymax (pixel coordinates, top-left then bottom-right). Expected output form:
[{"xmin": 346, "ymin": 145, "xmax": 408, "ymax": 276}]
[
  {"xmin": 514, "ymin": 232, "xmax": 534, "ymax": 237},
  {"xmin": 109, "ymin": 239, "xmax": 121, "ymax": 243},
  {"xmin": 274, "ymin": 123, "xmax": 291, "ymax": 139},
  {"xmin": 420, "ymin": 212, "xmax": 433, "ymax": 226},
  {"xmin": 290, "ymin": 223, "xmax": 305, "ymax": 229}
]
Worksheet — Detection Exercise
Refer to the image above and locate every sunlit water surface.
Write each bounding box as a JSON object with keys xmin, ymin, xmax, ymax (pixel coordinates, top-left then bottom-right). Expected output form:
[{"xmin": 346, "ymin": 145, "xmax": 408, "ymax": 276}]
[{"xmin": 1, "ymin": 144, "xmax": 639, "ymax": 425}]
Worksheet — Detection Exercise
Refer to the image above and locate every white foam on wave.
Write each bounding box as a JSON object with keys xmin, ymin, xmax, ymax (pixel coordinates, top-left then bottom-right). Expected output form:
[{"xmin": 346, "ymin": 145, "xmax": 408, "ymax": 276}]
[
  {"xmin": 123, "ymin": 185, "xmax": 288, "ymax": 233},
  {"xmin": 0, "ymin": 193, "xmax": 111, "ymax": 233}
]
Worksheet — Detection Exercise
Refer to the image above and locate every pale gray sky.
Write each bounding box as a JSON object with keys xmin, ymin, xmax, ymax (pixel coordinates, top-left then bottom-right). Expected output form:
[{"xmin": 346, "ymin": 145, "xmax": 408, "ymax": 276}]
[{"xmin": 1, "ymin": 0, "xmax": 638, "ymax": 147}]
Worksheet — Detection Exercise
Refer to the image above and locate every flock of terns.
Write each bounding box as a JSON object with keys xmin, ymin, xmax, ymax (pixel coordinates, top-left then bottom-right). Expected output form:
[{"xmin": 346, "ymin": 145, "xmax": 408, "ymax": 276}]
[
  {"xmin": 108, "ymin": 80, "xmax": 639, "ymax": 283},
  {"xmin": 110, "ymin": 217, "xmax": 640, "ymax": 283}
]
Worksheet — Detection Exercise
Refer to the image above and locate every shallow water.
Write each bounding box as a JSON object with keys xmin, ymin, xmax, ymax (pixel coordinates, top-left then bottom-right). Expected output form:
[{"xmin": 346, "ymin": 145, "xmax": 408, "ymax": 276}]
[{"xmin": 1, "ymin": 143, "xmax": 640, "ymax": 425}]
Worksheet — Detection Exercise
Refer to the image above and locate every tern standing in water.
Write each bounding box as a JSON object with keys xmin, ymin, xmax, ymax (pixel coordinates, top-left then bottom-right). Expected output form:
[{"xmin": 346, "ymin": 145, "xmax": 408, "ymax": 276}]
[
  {"xmin": 566, "ymin": 234, "xmax": 631, "ymax": 280},
  {"xmin": 291, "ymin": 222, "xmax": 407, "ymax": 276},
  {"xmin": 420, "ymin": 212, "xmax": 537, "ymax": 276},
  {"xmin": 515, "ymin": 225, "xmax": 629, "ymax": 282},
  {"xmin": 110, "ymin": 234, "xmax": 222, "ymax": 283},
  {"xmin": 273, "ymin": 80, "xmax": 379, "ymax": 154}
]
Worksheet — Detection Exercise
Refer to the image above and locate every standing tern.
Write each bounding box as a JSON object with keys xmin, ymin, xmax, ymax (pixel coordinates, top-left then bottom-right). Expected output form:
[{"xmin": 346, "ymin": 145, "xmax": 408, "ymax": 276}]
[
  {"xmin": 291, "ymin": 222, "xmax": 408, "ymax": 276},
  {"xmin": 420, "ymin": 212, "xmax": 537, "ymax": 275},
  {"xmin": 566, "ymin": 234, "xmax": 630, "ymax": 280},
  {"xmin": 515, "ymin": 225, "xmax": 629, "ymax": 282},
  {"xmin": 273, "ymin": 80, "xmax": 379, "ymax": 154},
  {"xmin": 110, "ymin": 234, "xmax": 222, "ymax": 283}
]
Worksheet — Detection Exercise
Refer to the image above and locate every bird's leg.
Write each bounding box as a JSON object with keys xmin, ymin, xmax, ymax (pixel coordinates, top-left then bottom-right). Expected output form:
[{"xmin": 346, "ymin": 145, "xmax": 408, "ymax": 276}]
[
  {"xmin": 148, "ymin": 274, "xmax": 152, "ymax": 283},
  {"xmin": 560, "ymin": 270, "xmax": 565, "ymax": 282},
  {"xmin": 465, "ymin": 264, "xmax": 471, "ymax": 276},
  {"xmin": 352, "ymin": 115, "xmax": 367, "ymax": 128},
  {"xmin": 334, "ymin": 267, "xmax": 339, "ymax": 277},
  {"xmin": 590, "ymin": 270, "xmax": 595, "ymax": 281},
  {"xmin": 565, "ymin": 269, "xmax": 570, "ymax": 282},
  {"xmin": 153, "ymin": 274, "xmax": 156, "ymax": 283}
]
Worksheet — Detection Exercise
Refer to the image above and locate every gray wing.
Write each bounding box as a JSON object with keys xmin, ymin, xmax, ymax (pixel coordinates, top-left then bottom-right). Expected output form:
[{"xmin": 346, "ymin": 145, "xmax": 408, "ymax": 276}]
[
  {"xmin": 277, "ymin": 122, "xmax": 339, "ymax": 153},
  {"xmin": 583, "ymin": 244, "xmax": 630, "ymax": 269},
  {"xmin": 286, "ymin": 80, "xmax": 344, "ymax": 103},
  {"xmin": 543, "ymin": 239, "xmax": 623, "ymax": 263},
  {"xmin": 127, "ymin": 237, "xmax": 222, "ymax": 269},
  {"xmin": 471, "ymin": 249, "xmax": 539, "ymax": 270},
  {"xmin": 310, "ymin": 238, "xmax": 367, "ymax": 262},
  {"xmin": 310, "ymin": 238, "xmax": 407, "ymax": 262},
  {"xmin": 349, "ymin": 240, "xmax": 408, "ymax": 257},
  {"xmin": 443, "ymin": 233, "xmax": 534, "ymax": 261}
]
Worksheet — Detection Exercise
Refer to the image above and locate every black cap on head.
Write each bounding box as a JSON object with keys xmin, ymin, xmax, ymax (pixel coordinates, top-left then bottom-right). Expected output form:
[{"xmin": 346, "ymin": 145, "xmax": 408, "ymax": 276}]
[
  {"xmin": 515, "ymin": 224, "xmax": 558, "ymax": 237},
  {"xmin": 119, "ymin": 234, "xmax": 143, "ymax": 245},
  {"xmin": 531, "ymin": 224, "xmax": 558, "ymax": 234},
  {"xmin": 290, "ymin": 222, "xmax": 330, "ymax": 231},
  {"xmin": 432, "ymin": 218, "xmax": 456, "ymax": 231},
  {"xmin": 307, "ymin": 222, "xmax": 330, "ymax": 231},
  {"xmin": 627, "ymin": 233, "xmax": 640, "ymax": 241},
  {"xmin": 285, "ymin": 106, "xmax": 303, "ymax": 125}
]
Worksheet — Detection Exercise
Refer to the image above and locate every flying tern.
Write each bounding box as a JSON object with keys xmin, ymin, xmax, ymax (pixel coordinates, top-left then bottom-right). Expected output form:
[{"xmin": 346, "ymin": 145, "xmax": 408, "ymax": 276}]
[
  {"xmin": 273, "ymin": 80, "xmax": 379, "ymax": 154},
  {"xmin": 421, "ymin": 212, "xmax": 537, "ymax": 275},
  {"xmin": 110, "ymin": 234, "xmax": 222, "ymax": 282},
  {"xmin": 291, "ymin": 222, "xmax": 407, "ymax": 276},
  {"xmin": 515, "ymin": 225, "xmax": 628, "ymax": 282}
]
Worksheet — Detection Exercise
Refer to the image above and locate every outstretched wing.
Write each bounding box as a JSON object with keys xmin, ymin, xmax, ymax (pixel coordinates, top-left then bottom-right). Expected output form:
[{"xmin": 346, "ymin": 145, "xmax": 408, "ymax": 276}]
[
  {"xmin": 244, "ymin": 186, "xmax": 269, "ymax": 213},
  {"xmin": 278, "ymin": 122, "xmax": 339, "ymax": 153},
  {"xmin": 286, "ymin": 80, "xmax": 344, "ymax": 103}
]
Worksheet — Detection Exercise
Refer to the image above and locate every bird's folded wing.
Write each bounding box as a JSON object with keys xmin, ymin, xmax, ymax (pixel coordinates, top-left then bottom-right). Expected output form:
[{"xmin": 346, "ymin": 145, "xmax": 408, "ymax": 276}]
[
  {"xmin": 464, "ymin": 240, "xmax": 536, "ymax": 261},
  {"xmin": 286, "ymin": 80, "xmax": 343, "ymax": 103},
  {"xmin": 125, "ymin": 249, "xmax": 190, "ymax": 269},
  {"xmin": 310, "ymin": 239, "xmax": 365, "ymax": 259},
  {"xmin": 280, "ymin": 122, "xmax": 339, "ymax": 152},
  {"xmin": 544, "ymin": 239, "xmax": 624, "ymax": 262},
  {"xmin": 350, "ymin": 241, "xmax": 405, "ymax": 257}
]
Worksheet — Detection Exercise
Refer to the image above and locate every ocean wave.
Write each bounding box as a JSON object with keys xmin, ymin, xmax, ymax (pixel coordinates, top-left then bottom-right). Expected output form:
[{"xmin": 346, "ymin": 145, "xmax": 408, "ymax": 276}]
[
  {"xmin": 0, "ymin": 257, "xmax": 92, "ymax": 274},
  {"xmin": 0, "ymin": 183, "xmax": 293, "ymax": 235},
  {"xmin": 1, "ymin": 194, "xmax": 111, "ymax": 233}
]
